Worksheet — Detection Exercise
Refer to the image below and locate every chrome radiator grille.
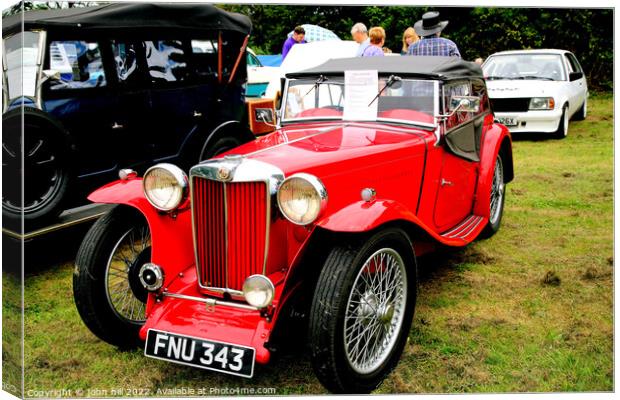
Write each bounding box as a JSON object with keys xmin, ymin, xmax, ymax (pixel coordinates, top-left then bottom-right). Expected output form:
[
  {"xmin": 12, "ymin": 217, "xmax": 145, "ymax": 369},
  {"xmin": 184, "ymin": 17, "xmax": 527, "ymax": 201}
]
[{"xmin": 192, "ymin": 176, "xmax": 269, "ymax": 292}]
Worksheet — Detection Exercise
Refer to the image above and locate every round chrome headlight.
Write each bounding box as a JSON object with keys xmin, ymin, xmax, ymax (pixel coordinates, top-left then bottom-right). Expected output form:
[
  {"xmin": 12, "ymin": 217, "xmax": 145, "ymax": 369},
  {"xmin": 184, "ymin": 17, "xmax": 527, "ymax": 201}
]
[
  {"xmin": 242, "ymin": 275, "xmax": 275, "ymax": 308},
  {"xmin": 277, "ymin": 173, "xmax": 327, "ymax": 225},
  {"xmin": 143, "ymin": 163, "xmax": 188, "ymax": 211}
]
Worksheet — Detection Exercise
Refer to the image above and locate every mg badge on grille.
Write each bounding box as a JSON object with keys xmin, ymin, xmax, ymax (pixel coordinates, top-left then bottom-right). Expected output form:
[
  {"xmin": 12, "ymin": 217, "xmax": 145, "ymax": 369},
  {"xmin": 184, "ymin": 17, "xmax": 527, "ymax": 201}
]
[{"xmin": 217, "ymin": 167, "xmax": 231, "ymax": 181}]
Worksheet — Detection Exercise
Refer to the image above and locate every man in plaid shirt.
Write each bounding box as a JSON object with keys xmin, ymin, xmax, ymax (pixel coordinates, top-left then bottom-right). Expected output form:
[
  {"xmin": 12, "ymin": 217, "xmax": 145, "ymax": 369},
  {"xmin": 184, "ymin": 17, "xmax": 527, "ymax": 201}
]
[{"xmin": 407, "ymin": 11, "xmax": 461, "ymax": 58}]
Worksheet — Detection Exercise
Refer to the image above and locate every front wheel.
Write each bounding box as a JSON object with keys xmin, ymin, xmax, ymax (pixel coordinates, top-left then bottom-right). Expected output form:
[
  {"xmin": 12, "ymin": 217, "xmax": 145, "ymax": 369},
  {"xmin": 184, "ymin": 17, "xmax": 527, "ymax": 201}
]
[
  {"xmin": 554, "ymin": 104, "xmax": 569, "ymax": 139},
  {"xmin": 309, "ymin": 229, "xmax": 417, "ymax": 393},
  {"xmin": 73, "ymin": 206, "xmax": 151, "ymax": 348},
  {"xmin": 2, "ymin": 121, "xmax": 70, "ymax": 228},
  {"xmin": 573, "ymin": 97, "xmax": 587, "ymax": 121}
]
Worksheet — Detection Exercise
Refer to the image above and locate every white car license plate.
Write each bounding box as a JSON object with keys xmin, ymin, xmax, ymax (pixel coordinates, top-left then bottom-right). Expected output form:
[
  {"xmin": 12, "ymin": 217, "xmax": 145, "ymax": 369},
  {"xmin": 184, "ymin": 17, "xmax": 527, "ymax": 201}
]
[
  {"xmin": 144, "ymin": 329, "xmax": 255, "ymax": 378},
  {"xmin": 496, "ymin": 117, "xmax": 518, "ymax": 127}
]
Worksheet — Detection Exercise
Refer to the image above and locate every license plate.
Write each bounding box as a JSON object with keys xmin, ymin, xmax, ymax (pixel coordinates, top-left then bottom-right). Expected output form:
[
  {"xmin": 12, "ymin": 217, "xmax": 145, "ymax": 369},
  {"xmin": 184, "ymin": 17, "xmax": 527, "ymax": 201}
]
[
  {"xmin": 144, "ymin": 329, "xmax": 255, "ymax": 378},
  {"xmin": 496, "ymin": 117, "xmax": 518, "ymax": 126}
]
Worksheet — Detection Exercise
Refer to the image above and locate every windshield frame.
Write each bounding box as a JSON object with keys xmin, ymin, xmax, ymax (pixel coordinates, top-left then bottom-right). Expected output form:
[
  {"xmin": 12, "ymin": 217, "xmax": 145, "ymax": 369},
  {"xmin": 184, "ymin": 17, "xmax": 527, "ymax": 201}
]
[
  {"xmin": 280, "ymin": 75, "xmax": 440, "ymax": 130},
  {"xmin": 2, "ymin": 29, "xmax": 47, "ymax": 112}
]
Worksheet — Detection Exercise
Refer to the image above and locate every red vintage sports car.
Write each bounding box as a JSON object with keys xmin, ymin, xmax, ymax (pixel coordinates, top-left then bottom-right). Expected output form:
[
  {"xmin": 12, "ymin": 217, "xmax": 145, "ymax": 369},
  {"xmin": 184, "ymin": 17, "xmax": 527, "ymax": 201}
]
[{"xmin": 73, "ymin": 56, "xmax": 513, "ymax": 393}]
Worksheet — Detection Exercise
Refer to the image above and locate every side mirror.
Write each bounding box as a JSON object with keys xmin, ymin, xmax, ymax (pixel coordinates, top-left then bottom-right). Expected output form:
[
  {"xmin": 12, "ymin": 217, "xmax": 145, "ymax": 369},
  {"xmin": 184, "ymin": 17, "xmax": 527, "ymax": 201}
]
[
  {"xmin": 450, "ymin": 96, "xmax": 481, "ymax": 113},
  {"xmin": 569, "ymin": 71, "xmax": 584, "ymax": 82},
  {"xmin": 246, "ymin": 98, "xmax": 277, "ymax": 136}
]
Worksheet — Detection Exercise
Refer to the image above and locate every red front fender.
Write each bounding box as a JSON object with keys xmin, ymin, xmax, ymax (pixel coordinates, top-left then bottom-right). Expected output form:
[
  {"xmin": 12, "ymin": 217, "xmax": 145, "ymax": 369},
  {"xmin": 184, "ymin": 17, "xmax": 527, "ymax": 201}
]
[
  {"xmin": 316, "ymin": 199, "xmax": 467, "ymax": 246},
  {"xmin": 88, "ymin": 179, "xmax": 195, "ymax": 296},
  {"xmin": 317, "ymin": 199, "xmax": 416, "ymax": 232}
]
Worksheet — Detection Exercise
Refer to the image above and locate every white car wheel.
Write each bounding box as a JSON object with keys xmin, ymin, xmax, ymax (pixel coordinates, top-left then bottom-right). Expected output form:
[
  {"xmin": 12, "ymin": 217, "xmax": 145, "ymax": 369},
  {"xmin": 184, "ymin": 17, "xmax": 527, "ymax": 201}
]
[
  {"xmin": 555, "ymin": 105, "xmax": 569, "ymax": 139},
  {"xmin": 574, "ymin": 97, "xmax": 587, "ymax": 121}
]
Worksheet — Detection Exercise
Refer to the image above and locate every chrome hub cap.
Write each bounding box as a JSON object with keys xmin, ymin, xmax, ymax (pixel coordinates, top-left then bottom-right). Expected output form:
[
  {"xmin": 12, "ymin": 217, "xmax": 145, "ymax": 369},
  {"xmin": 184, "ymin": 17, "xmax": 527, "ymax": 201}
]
[
  {"xmin": 489, "ymin": 157, "xmax": 505, "ymax": 225},
  {"xmin": 344, "ymin": 248, "xmax": 407, "ymax": 374},
  {"xmin": 104, "ymin": 224, "xmax": 151, "ymax": 323}
]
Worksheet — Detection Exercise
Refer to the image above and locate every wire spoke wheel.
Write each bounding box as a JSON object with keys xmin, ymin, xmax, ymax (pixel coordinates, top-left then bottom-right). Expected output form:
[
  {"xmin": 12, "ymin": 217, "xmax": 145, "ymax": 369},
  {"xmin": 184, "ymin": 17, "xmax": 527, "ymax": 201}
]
[
  {"xmin": 489, "ymin": 156, "xmax": 505, "ymax": 225},
  {"xmin": 104, "ymin": 223, "xmax": 151, "ymax": 323},
  {"xmin": 309, "ymin": 229, "xmax": 416, "ymax": 393},
  {"xmin": 344, "ymin": 248, "xmax": 407, "ymax": 374}
]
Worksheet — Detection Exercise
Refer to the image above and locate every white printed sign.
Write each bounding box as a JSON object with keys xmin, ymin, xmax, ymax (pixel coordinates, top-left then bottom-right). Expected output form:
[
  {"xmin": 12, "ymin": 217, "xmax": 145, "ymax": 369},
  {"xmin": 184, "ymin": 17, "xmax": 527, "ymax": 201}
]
[{"xmin": 343, "ymin": 70, "xmax": 378, "ymax": 121}]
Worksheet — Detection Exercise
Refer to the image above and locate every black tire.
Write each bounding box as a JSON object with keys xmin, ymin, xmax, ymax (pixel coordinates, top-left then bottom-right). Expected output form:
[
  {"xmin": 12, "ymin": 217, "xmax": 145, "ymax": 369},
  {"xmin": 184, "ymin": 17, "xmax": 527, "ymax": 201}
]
[
  {"xmin": 309, "ymin": 229, "xmax": 417, "ymax": 393},
  {"xmin": 480, "ymin": 153, "xmax": 506, "ymax": 238},
  {"xmin": 573, "ymin": 97, "xmax": 587, "ymax": 121},
  {"xmin": 199, "ymin": 135, "xmax": 244, "ymax": 163},
  {"xmin": 554, "ymin": 104, "xmax": 569, "ymax": 139},
  {"xmin": 2, "ymin": 117, "xmax": 71, "ymax": 229},
  {"xmin": 73, "ymin": 206, "xmax": 151, "ymax": 348}
]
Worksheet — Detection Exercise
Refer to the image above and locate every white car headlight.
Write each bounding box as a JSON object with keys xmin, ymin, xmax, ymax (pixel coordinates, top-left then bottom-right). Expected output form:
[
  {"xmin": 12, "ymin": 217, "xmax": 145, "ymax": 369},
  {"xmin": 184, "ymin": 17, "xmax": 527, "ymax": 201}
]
[
  {"xmin": 143, "ymin": 163, "xmax": 188, "ymax": 211},
  {"xmin": 529, "ymin": 97, "xmax": 555, "ymax": 110},
  {"xmin": 277, "ymin": 173, "xmax": 327, "ymax": 225},
  {"xmin": 242, "ymin": 275, "xmax": 275, "ymax": 308}
]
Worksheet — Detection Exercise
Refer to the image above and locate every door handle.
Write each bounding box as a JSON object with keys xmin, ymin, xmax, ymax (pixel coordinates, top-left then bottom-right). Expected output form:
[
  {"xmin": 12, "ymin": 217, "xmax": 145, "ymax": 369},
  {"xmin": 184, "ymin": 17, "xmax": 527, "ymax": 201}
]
[
  {"xmin": 441, "ymin": 178, "xmax": 454, "ymax": 187},
  {"xmin": 193, "ymin": 111, "xmax": 203, "ymax": 118},
  {"xmin": 112, "ymin": 122, "xmax": 124, "ymax": 130}
]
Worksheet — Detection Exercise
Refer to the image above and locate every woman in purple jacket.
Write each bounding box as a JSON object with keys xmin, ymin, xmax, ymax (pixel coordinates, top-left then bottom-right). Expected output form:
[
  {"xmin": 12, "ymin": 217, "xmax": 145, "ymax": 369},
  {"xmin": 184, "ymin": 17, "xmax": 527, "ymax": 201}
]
[{"xmin": 362, "ymin": 27, "xmax": 386, "ymax": 57}]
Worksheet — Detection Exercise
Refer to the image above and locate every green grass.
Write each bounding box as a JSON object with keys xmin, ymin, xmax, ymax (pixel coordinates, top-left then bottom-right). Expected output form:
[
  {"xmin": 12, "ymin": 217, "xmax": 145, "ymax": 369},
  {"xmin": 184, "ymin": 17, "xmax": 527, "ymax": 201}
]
[
  {"xmin": 11, "ymin": 93, "xmax": 613, "ymax": 395},
  {"xmin": 2, "ymin": 272, "xmax": 23, "ymax": 397}
]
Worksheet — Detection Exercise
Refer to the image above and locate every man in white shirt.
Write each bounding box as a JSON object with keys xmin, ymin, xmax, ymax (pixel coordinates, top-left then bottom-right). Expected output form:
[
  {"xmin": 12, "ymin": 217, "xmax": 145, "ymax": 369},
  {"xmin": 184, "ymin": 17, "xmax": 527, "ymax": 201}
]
[{"xmin": 351, "ymin": 23, "xmax": 370, "ymax": 57}]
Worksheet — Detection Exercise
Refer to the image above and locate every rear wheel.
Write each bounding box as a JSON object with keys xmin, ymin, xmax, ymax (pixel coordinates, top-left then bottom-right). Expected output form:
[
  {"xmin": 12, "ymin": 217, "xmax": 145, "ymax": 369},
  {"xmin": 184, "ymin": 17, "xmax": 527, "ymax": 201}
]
[
  {"xmin": 199, "ymin": 135, "xmax": 243, "ymax": 163},
  {"xmin": 309, "ymin": 229, "xmax": 417, "ymax": 393},
  {"xmin": 481, "ymin": 154, "xmax": 506, "ymax": 238},
  {"xmin": 73, "ymin": 206, "xmax": 151, "ymax": 348},
  {"xmin": 554, "ymin": 104, "xmax": 569, "ymax": 139}
]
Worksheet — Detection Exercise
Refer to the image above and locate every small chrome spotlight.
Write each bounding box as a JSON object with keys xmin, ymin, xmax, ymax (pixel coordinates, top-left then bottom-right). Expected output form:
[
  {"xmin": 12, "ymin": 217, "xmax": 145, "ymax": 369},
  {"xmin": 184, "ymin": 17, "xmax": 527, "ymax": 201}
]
[{"xmin": 139, "ymin": 263, "xmax": 164, "ymax": 292}]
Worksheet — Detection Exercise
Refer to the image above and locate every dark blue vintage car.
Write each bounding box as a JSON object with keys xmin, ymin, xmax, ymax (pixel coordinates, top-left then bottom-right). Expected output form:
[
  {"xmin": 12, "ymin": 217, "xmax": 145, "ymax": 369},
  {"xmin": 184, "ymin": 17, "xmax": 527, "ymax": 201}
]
[{"xmin": 2, "ymin": 3, "xmax": 258, "ymax": 227}]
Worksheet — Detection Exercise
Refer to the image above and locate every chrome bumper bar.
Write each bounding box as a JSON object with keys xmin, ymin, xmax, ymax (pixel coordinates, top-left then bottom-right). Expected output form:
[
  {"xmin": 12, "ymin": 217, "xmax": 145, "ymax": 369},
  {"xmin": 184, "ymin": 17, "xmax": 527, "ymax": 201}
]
[{"xmin": 161, "ymin": 291, "xmax": 260, "ymax": 311}]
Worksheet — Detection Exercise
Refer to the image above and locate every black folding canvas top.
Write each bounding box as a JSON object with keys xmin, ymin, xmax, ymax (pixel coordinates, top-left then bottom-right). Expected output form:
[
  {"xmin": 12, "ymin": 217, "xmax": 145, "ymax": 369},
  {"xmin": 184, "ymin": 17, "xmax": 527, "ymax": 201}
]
[
  {"xmin": 287, "ymin": 56, "xmax": 483, "ymax": 81},
  {"xmin": 3, "ymin": 3, "xmax": 252, "ymax": 37}
]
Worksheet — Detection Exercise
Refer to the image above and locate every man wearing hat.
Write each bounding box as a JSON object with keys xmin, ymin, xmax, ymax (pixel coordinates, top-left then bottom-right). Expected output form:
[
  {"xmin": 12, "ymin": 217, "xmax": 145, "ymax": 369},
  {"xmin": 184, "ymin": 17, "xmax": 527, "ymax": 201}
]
[{"xmin": 407, "ymin": 11, "xmax": 461, "ymax": 57}]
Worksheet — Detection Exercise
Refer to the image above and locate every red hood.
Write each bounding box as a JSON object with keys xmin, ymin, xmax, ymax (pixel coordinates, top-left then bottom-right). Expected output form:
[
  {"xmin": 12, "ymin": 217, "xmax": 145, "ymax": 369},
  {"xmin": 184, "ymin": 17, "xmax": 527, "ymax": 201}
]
[{"xmin": 224, "ymin": 122, "xmax": 431, "ymax": 177}]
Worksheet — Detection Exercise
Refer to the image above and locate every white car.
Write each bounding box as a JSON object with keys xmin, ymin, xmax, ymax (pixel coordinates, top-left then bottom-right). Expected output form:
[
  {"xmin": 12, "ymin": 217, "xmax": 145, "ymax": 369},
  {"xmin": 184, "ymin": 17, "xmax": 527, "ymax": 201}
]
[
  {"xmin": 482, "ymin": 49, "xmax": 588, "ymax": 138},
  {"xmin": 246, "ymin": 48, "xmax": 280, "ymax": 98}
]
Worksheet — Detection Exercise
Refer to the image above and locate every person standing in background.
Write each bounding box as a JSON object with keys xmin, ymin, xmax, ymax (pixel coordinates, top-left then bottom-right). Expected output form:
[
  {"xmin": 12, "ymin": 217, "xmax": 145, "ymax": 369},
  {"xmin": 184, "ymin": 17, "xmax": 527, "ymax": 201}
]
[
  {"xmin": 407, "ymin": 11, "xmax": 461, "ymax": 57},
  {"xmin": 361, "ymin": 27, "xmax": 385, "ymax": 57},
  {"xmin": 282, "ymin": 25, "xmax": 306, "ymax": 61},
  {"xmin": 401, "ymin": 27, "xmax": 419, "ymax": 55},
  {"xmin": 351, "ymin": 22, "xmax": 370, "ymax": 57}
]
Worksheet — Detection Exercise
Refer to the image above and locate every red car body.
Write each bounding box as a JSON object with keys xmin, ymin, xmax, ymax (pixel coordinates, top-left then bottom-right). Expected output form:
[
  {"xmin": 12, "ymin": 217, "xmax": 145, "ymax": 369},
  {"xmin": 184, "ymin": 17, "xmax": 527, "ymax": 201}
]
[{"xmin": 83, "ymin": 56, "xmax": 513, "ymax": 387}]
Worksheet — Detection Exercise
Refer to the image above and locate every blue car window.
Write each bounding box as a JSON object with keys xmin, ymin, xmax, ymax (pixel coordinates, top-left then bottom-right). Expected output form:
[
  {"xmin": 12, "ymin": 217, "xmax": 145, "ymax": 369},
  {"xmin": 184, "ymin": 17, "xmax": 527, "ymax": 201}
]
[
  {"xmin": 247, "ymin": 52, "xmax": 261, "ymax": 67},
  {"xmin": 112, "ymin": 41, "xmax": 139, "ymax": 83},
  {"xmin": 49, "ymin": 41, "xmax": 106, "ymax": 90},
  {"xmin": 145, "ymin": 40, "xmax": 187, "ymax": 83}
]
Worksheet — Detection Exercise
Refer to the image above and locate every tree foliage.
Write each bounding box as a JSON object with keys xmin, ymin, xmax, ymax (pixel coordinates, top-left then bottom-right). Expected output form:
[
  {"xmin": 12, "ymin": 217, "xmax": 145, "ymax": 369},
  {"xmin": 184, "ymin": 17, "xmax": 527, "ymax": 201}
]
[
  {"xmin": 220, "ymin": 5, "xmax": 612, "ymax": 91},
  {"xmin": 3, "ymin": 3, "xmax": 612, "ymax": 90}
]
